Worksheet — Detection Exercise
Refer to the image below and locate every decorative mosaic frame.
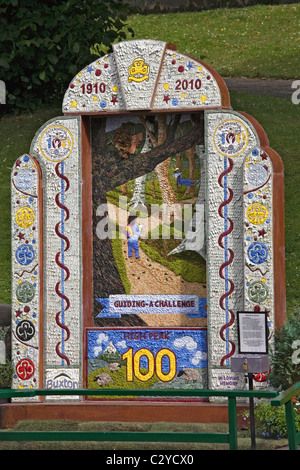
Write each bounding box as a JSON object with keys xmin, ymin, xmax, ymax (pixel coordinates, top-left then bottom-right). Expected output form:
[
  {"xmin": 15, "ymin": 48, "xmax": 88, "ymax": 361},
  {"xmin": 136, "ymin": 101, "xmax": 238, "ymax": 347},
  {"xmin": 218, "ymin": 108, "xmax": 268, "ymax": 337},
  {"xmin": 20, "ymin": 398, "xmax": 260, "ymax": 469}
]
[{"xmin": 10, "ymin": 39, "xmax": 285, "ymax": 401}]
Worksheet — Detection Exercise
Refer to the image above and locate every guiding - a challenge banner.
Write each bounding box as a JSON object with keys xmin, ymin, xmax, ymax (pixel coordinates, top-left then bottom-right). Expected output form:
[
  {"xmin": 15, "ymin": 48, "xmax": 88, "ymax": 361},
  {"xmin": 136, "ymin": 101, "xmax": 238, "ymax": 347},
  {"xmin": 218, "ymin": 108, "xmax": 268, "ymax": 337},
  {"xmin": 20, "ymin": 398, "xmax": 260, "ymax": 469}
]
[{"xmin": 96, "ymin": 294, "xmax": 207, "ymax": 318}]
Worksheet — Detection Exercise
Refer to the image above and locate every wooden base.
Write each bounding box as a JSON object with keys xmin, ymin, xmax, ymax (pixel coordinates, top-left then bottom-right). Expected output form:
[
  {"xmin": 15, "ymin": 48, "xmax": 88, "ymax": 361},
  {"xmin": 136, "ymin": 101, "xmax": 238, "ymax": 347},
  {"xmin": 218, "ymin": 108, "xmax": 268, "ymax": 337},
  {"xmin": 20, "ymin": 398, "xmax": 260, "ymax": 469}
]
[{"xmin": 0, "ymin": 400, "xmax": 248, "ymax": 429}]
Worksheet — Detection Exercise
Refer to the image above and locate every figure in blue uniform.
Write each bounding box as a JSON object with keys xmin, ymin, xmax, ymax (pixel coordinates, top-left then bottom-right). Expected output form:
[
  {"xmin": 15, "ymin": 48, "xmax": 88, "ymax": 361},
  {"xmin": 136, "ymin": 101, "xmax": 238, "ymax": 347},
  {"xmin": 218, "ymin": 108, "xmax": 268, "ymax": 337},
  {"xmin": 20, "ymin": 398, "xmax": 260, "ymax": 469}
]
[
  {"xmin": 126, "ymin": 214, "xmax": 142, "ymax": 260},
  {"xmin": 172, "ymin": 168, "xmax": 200, "ymax": 187}
]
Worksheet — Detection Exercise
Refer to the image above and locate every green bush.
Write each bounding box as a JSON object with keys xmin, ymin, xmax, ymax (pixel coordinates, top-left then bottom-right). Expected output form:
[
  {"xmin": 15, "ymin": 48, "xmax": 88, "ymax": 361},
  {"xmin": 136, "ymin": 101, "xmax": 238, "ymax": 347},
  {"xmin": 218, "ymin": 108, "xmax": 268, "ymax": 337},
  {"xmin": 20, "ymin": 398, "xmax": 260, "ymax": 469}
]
[
  {"xmin": 242, "ymin": 314, "xmax": 300, "ymax": 440},
  {"xmin": 243, "ymin": 400, "xmax": 300, "ymax": 440},
  {"xmin": 0, "ymin": 0, "xmax": 133, "ymax": 112},
  {"xmin": 0, "ymin": 359, "xmax": 13, "ymax": 388},
  {"xmin": 269, "ymin": 314, "xmax": 300, "ymax": 391}
]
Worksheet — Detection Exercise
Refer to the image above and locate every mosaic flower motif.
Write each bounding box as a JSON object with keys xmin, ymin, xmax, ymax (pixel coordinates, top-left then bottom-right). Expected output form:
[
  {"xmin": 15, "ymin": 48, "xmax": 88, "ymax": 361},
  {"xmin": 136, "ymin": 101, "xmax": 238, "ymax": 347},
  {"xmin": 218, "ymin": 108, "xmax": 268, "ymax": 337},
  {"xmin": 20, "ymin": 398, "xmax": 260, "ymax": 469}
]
[
  {"xmin": 15, "ymin": 206, "xmax": 35, "ymax": 229},
  {"xmin": 16, "ymin": 281, "xmax": 35, "ymax": 303},
  {"xmin": 246, "ymin": 163, "xmax": 268, "ymax": 187},
  {"xmin": 16, "ymin": 358, "xmax": 35, "ymax": 380},
  {"xmin": 14, "ymin": 169, "xmax": 35, "ymax": 191},
  {"xmin": 15, "ymin": 244, "xmax": 35, "ymax": 266},
  {"xmin": 247, "ymin": 203, "xmax": 268, "ymax": 225},
  {"xmin": 247, "ymin": 242, "xmax": 268, "ymax": 264},
  {"xmin": 16, "ymin": 319, "xmax": 35, "ymax": 342},
  {"xmin": 248, "ymin": 281, "xmax": 269, "ymax": 303}
]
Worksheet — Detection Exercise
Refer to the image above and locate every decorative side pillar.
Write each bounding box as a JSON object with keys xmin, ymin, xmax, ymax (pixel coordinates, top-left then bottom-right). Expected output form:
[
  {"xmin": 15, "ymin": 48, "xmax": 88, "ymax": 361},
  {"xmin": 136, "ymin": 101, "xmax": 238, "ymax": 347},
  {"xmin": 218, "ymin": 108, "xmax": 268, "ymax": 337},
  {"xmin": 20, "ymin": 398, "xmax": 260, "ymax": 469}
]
[
  {"xmin": 30, "ymin": 117, "xmax": 82, "ymax": 399},
  {"xmin": 205, "ymin": 111, "xmax": 259, "ymax": 390},
  {"xmin": 11, "ymin": 154, "xmax": 42, "ymax": 399},
  {"xmin": 243, "ymin": 147, "xmax": 274, "ymax": 358}
]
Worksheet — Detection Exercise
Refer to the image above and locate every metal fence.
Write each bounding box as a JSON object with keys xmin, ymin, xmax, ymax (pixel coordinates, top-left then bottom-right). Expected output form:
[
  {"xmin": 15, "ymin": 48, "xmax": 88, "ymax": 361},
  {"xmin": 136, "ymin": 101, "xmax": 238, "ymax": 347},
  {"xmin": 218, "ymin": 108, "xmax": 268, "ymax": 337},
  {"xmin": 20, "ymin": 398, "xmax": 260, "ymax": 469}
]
[{"xmin": 0, "ymin": 385, "xmax": 299, "ymax": 450}]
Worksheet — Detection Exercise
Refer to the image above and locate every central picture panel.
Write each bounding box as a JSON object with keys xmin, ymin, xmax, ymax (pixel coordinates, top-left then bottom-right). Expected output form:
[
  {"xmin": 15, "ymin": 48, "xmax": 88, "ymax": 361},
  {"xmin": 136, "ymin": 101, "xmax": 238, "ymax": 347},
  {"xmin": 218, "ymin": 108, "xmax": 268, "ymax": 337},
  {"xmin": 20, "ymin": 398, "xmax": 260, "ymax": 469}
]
[{"xmin": 87, "ymin": 112, "xmax": 208, "ymax": 399}]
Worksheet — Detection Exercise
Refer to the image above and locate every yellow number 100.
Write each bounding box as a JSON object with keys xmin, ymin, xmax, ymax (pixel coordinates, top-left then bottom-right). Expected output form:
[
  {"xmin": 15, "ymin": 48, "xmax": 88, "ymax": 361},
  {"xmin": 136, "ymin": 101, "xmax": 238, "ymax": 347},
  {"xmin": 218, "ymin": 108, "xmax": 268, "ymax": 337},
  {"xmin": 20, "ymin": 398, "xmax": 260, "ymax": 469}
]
[{"xmin": 122, "ymin": 348, "xmax": 176, "ymax": 382}]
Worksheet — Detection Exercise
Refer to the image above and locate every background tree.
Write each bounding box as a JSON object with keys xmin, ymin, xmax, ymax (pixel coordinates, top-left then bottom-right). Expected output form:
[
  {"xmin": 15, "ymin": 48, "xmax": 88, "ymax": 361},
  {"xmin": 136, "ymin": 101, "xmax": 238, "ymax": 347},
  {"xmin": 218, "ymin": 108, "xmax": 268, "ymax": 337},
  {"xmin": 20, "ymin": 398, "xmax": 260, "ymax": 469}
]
[
  {"xmin": 0, "ymin": 0, "xmax": 133, "ymax": 112},
  {"xmin": 139, "ymin": 115, "xmax": 178, "ymax": 206}
]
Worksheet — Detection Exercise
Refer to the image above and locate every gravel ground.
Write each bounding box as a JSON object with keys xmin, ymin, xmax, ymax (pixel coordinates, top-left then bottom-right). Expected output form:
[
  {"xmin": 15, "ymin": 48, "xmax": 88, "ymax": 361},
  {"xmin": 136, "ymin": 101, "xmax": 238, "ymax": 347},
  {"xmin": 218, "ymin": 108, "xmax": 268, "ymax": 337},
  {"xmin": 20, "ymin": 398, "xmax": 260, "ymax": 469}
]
[{"xmin": 224, "ymin": 78, "xmax": 296, "ymax": 99}]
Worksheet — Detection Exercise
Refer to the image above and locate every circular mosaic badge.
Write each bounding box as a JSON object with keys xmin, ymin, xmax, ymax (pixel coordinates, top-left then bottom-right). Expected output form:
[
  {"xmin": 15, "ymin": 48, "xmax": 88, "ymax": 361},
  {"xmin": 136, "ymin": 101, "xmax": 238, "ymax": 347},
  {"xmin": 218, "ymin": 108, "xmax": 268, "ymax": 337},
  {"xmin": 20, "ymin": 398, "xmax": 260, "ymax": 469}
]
[
  {"xmin": 247, "ymin": 203, "xmax": 268, "ymax": 225},
  {"xmin": 247, "ymin": 242, "xmax": 268, "ymax": 265},
  {"xmin": 15, "ymin": 206, "xmax": 35, "ymax": 229},
  {"xmin": 16, "ymin": 358, "xmax": 35, "ymax": 380},
  {"xmin": 14, "ymin": 169, "xmax": 35, "ymax": 191},
  {"xmin": 213, "ymin": 119, "xmax": 249, "ymax": 158},
  {"xmin": 246, "ymin": 163, "xmax": 268, "ymax": 187},
  {"xmin": 16, "ymin": 320, "xmax": 35, "ymax": 342},
  {"xmin": 15, "ymin": 244, "xmax": 35, "ymax": 266},
  {"xmin": 39, "ymin": 125, "xmax": 73, "ymax": 162},
  {"xmin": 248, "ymin": 281, "xmax": 269, "ymax": 303},
  {"xmin": 16, "ymin": 281, "xmax": 35, "ymax": 303}
]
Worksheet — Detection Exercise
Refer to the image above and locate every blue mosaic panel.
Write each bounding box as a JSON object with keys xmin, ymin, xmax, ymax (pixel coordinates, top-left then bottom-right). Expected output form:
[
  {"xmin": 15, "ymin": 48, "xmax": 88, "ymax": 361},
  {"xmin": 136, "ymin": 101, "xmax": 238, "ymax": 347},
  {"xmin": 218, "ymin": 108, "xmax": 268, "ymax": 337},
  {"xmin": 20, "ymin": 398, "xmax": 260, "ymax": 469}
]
[{"xmin": 86, "ymin": 328, "xmax": 207, "ymax": 398}]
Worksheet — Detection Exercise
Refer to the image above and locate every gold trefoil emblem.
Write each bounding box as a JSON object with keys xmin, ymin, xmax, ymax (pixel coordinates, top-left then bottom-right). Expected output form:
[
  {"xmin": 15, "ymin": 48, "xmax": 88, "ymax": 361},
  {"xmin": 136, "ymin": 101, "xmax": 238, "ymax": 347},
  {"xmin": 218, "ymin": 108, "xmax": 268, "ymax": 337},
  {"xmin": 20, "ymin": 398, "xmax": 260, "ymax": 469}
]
[{"xmin": 128, "ymin": 58, "xmax": 150, "ymax": 83}]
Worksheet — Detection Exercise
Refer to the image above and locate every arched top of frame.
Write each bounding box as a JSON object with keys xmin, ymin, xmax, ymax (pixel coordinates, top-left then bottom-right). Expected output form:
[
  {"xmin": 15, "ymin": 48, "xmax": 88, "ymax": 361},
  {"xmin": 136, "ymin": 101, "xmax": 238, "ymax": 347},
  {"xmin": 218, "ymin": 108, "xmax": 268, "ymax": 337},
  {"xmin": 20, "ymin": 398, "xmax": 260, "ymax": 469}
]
[{"xmin": 63, "ymin": 39, "xmax": 230, "ymax": 115}]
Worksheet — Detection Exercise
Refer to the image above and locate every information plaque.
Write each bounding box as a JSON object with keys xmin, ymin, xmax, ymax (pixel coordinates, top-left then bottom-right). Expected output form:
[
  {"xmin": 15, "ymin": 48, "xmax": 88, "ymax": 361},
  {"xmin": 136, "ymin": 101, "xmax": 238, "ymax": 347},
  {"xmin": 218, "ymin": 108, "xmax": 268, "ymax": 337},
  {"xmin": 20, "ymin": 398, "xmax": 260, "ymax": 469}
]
[{"xmin": 237, "ymin": 311, "xmax": 268, "ymax": 354}]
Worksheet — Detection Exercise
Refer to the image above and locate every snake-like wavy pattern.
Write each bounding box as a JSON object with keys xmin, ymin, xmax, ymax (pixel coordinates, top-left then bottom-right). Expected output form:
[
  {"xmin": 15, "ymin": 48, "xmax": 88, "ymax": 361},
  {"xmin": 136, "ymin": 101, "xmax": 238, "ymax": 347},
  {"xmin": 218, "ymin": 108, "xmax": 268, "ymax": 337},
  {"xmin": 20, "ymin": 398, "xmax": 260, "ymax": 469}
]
[
  {"xmin": 54, "ymin": 162, "xmax": 71, "ymax": 366},
  {"xmin": 218, "ymin": 158, "xmax": 236, "ymax": 366},
  {"xmin": 245, "ymin": 263, "xmax": 268, "ymax": 277}
]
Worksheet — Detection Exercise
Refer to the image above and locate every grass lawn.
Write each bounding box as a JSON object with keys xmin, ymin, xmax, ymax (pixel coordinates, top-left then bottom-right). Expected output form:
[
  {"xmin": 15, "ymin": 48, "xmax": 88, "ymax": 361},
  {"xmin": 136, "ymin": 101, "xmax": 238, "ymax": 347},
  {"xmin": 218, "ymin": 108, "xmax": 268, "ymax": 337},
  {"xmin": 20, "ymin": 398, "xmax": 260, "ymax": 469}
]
[
  {"xmin": 126, "ymin": 3, "xmax": 300, "ymax": 79},
  {"xmin": 0, "ymin": 419, "xmax": 289, "ymax": 450}
]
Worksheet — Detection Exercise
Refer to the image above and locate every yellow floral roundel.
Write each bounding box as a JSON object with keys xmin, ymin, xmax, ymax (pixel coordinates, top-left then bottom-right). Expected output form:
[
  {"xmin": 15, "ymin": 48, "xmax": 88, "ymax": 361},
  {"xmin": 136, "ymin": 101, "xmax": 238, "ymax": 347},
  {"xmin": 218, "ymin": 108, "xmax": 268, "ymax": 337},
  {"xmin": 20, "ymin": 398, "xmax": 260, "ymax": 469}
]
[
  {"xmin": 15, "ymin": 206, "xmax": 35, "ymax": 229},
  {"xmin": 247, "ymin": 203, "xmax": 268, "ymax": 225}
]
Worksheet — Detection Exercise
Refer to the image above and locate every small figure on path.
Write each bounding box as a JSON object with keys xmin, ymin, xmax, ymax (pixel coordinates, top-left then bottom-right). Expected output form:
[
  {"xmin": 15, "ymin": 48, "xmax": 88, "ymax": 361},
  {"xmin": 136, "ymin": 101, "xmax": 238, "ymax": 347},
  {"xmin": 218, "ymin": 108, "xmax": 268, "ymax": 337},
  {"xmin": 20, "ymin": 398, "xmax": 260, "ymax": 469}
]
[{"xmin": 126, "ymin": 214, "xmax": 142, "ymax": 260}]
